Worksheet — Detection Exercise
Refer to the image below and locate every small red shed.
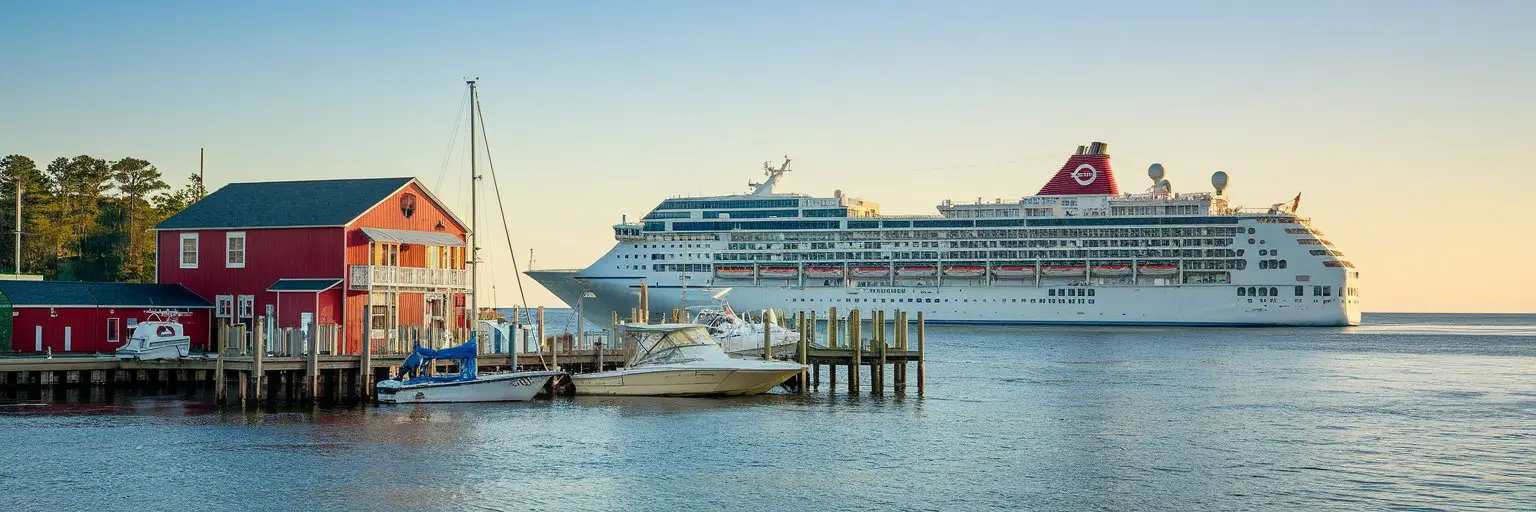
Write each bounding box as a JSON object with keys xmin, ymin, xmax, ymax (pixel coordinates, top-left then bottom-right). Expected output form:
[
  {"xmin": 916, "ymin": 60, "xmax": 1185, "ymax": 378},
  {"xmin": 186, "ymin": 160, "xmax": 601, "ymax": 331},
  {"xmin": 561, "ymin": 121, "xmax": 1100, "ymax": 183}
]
[{"xmin": 0, "ymin": 281, "xmax": 212, "ymax": 354}]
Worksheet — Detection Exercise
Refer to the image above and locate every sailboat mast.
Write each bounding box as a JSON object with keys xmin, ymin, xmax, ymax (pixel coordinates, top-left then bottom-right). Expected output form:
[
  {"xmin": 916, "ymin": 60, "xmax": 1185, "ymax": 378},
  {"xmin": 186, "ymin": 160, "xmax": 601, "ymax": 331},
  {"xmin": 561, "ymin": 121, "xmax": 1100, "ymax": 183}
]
[{"xmin": 467, "ymin": 79, "xmax": 479, "ymax": 325}]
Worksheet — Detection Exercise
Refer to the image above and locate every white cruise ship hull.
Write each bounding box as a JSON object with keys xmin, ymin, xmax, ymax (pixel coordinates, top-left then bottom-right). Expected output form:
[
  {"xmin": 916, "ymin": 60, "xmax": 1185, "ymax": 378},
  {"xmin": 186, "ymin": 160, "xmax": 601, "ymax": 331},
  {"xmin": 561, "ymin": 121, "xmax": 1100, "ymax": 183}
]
[{"xmin": 530, "ymin": 270, "xmax": 1360, "ymax": 327}]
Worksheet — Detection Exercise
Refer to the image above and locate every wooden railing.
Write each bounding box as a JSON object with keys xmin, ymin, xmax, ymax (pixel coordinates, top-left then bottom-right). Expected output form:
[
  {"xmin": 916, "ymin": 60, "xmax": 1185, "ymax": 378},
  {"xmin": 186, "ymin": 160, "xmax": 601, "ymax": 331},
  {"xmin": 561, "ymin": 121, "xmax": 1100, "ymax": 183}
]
[{"xmin": 348, "ymin": 265, "xmax": 468, "ymax": 290}]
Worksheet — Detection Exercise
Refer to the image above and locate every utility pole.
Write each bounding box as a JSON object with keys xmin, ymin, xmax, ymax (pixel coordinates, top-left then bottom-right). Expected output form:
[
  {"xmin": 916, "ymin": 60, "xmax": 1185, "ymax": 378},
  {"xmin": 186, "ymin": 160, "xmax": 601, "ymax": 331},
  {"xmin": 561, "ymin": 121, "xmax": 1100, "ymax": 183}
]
[
  {"xmin": 199, "ymin": 148, "xmax": 204, "ymax": 199},
  {"xmin": 13, "ymin": 180, "xmax": 20, "ymax": 276}
]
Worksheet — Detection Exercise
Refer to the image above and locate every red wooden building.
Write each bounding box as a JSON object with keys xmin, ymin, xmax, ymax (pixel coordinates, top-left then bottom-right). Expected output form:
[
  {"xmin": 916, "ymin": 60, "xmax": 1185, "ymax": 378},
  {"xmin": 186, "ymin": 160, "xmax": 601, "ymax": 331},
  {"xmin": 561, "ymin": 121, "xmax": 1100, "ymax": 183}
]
[
  {"xmin": 0, "ymin": 281, "xmax": 211, "ymax": 354},
  {"xmin": 154, "ymin": 177, "xmax": 470, "ymax": 354}
]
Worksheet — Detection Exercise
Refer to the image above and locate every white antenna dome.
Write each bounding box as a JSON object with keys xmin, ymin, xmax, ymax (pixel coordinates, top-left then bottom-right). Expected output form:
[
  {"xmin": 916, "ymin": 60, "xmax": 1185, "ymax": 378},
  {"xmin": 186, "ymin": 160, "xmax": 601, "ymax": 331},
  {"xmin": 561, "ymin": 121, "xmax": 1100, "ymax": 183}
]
[
  {"xmin": 1148, "ymin": 163, "xmax": 1165, "ymax": 182},
  {"xmin": 1211, "ymin": 171, "xmax": 1229, "ymax": 194},
  {"xmin": 1157, "ymin": 179, "xmax": 1172, "ymax": 194}
]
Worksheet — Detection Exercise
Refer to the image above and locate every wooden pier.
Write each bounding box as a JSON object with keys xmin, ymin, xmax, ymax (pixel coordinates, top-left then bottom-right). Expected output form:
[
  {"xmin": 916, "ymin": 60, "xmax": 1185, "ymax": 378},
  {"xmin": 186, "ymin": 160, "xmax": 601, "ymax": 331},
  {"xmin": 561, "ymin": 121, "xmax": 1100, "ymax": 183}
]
[
  {"xmin": 3, "ymin": 305, "xmax": 930, "ymax": 406},
  {"xmin": 0, "ymin": 315, "xmax": 627, "ymax": 408}
]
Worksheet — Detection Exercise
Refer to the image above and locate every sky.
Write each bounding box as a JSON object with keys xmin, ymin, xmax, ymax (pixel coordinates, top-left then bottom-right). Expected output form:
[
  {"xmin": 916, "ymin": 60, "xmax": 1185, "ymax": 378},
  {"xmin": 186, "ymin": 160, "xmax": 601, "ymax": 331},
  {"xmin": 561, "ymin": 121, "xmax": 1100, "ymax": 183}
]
[{"xmin": 2, "ymin": 1, "xmax": 1533, "ymax": 313}]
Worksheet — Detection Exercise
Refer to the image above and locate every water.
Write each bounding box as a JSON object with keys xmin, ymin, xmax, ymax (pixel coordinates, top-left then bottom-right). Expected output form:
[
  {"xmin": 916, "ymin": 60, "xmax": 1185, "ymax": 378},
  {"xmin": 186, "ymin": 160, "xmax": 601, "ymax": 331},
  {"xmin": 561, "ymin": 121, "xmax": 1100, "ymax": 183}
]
[{"xmin": 2, "ymin": 313, "xmax": 1532, "ymax": 511}]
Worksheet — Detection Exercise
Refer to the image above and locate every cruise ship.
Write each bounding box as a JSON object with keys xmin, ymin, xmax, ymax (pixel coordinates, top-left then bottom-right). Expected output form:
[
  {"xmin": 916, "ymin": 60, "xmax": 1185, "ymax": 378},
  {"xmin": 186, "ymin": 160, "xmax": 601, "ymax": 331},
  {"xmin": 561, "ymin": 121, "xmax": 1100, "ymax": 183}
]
[{"xmin": 529, "ymin": 142, "xmax": 1361, "ymax": 327}]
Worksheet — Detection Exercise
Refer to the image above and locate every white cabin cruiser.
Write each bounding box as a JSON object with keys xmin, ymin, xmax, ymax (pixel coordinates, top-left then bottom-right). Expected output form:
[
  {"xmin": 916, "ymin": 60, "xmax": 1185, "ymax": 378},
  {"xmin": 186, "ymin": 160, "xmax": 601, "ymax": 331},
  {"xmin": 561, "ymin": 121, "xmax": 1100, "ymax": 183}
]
[
  {"xmin": 115, "ymin": 310, "xmax": 192, "ymax": 360},
  {"xmin": 571, "ymin": 324, "xmax": 804, "ymax": 397},
  {"xmin": 376, "ymin": 336, "xmax": 565, "ymax": 404},
  {"xmin": 691, "ymin": 300, "xmax": 800, "ymax": 354}
]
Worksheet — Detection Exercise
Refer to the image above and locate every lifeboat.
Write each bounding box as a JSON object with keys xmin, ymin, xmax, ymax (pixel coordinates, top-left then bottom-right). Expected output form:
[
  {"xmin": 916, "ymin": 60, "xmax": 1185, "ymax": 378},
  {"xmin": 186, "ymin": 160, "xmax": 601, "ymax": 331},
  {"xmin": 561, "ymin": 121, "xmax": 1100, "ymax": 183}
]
[
  {"xmin": 1091, "ymin": 265, "xmax": 1132, "ymax": 277},
  {"xmin": 759, "ymin": 267, "xmax": 799, "ymax": 279},
  {"xmin": 849, "ymin": 266, "xmax": 890, "ymax": 278},
  {"xmin": 895, "ymin": 266, "xmax": 938, "ymax": 278},
  {"xmin": 714, "ymin": 267, "xmax": 755, "ymax": 279},
  {"xmin": 991, "ymin": 266, "xmax": 1036, "ymax": 279},
  {"xmin": 943, "ymin": 266, "xmax": 986, "ymax": 278},
  {"xmin": 804, "ymin": 267, "xmax": 844, "ymax": 279},
  {"xmin": 1040, "ymin": 265, "xmax": 1087, "ymax": 277},
  {"xmin": 1138, "ymin": 264, "xmax": 1178, "ymax": 276}
]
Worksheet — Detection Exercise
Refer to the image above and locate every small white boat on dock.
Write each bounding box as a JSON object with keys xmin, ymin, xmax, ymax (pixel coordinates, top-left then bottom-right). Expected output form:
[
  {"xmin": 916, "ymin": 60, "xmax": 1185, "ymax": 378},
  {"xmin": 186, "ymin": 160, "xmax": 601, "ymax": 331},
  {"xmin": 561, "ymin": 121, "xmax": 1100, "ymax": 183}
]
[
  {"xmin": 692, "ymin": 300, "xmax": 800, "ymax": 354},
  {"xmin": 115, "ymin": 310, "xmax": 192, "ymax": 361},
  {"xmin": 376, "ymin": 336, "xmax": 564, "ymax": 404},
  {"xmin": 571, "ymin": 324, "xmax": 804, "ymax": 397}
]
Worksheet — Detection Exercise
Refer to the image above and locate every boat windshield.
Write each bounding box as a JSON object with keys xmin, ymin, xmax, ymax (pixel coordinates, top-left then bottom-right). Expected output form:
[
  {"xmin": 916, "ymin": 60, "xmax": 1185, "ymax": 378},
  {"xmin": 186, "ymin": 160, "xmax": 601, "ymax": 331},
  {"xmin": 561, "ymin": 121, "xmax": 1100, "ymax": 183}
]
[{"xmin": 628, "ymin": 327, "xmax": 729, "ymax": 366}]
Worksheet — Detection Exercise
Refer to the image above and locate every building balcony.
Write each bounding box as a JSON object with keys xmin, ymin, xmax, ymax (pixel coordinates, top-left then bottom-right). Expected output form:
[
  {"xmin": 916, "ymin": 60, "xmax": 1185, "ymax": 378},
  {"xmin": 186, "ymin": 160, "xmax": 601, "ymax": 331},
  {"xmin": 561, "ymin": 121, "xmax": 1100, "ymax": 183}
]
[{"xmin": 349, "ymin": 265, "xmax": 468, "ymax": 290}]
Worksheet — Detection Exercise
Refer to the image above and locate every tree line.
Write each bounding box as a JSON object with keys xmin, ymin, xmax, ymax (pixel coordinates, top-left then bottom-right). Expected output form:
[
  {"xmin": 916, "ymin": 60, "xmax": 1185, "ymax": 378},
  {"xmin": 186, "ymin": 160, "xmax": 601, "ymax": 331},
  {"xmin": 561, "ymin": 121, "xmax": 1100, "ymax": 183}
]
[{"xmin": 0, "ymin": 154, "xmax": 206, "ymax": 282}]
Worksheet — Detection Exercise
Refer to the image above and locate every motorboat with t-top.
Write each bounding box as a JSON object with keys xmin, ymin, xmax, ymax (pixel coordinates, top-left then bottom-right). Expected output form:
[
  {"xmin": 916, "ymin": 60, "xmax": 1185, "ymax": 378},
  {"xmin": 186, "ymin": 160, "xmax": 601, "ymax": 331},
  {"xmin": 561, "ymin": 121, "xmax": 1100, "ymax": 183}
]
[
  {"xmin": 571, "ymin": 324, "xmax": 804, "ymax": 396},
  {"xmin": 115, "ymin": 310, "xmax": 192, "ymax": 360},
  {"xmin": 376, "ymin": 336, "xmax": 565, "ymax": 403}
]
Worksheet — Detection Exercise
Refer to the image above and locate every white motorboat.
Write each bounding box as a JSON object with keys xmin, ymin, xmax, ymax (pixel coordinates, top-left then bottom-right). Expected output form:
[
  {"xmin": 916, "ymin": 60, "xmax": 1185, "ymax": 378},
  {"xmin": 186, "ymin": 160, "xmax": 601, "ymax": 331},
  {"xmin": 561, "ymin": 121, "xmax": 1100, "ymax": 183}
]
[
  {"xmin": 115, "ymin": 310, "xmax": 192, "ymax": 360},
  {"xmin": 572, "ymin": 324, "xmax": 804, "ymax": 397},
  {"xmin": 691, "ymin": 299, "xmax": 800, "ymax": 354},
  {"xmin": 376, "ymin": 336, "xmax": 564, "ymax": 404}
]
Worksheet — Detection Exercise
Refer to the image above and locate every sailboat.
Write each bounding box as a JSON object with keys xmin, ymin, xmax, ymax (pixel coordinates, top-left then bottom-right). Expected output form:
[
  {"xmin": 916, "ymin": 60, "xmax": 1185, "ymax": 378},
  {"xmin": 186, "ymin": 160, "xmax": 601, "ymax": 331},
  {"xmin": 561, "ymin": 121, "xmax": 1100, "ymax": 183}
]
[
  {"xmin": 378, "ymin": 79, "xmax": 564, "ymax": 402},
  {"xmin": 377, "ymin": 336, "xmax": 562, "ymax": 403}
]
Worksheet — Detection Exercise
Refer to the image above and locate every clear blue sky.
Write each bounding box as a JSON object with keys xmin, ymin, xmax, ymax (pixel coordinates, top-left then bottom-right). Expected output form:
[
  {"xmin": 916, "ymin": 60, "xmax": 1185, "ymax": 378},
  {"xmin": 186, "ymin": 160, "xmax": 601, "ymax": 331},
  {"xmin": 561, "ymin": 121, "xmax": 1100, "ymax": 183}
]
[{"xmin": 2, "ymin": 1, "xmax": 1533, "ymax": 311}]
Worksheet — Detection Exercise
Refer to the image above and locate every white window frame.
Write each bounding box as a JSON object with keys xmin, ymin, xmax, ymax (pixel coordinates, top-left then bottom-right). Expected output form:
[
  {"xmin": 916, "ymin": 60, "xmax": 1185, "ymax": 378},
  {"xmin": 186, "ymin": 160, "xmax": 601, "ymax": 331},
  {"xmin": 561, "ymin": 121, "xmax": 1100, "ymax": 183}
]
[
  {"xmin": 216, "ymin": 295, "xmax": 234, "ymax": 319},
  {"xmin": 179, "ymin": 232, "xmax": 199, "ymax": 268},
  {"xmin": 237, "ymin": 295, "xmax": 255, "ymax": 319},
  {"xmin": 225, "ymin": 231, "xmax": 246, "ymax": 269}
]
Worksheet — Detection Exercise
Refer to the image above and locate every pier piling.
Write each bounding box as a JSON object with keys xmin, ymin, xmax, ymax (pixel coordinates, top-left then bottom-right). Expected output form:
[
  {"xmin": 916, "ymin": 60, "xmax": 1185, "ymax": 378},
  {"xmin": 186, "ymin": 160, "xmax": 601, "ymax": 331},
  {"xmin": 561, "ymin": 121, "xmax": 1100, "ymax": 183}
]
[{"xmin": 849, "ymin": 308, "xmax": 861, "ymax": 395}]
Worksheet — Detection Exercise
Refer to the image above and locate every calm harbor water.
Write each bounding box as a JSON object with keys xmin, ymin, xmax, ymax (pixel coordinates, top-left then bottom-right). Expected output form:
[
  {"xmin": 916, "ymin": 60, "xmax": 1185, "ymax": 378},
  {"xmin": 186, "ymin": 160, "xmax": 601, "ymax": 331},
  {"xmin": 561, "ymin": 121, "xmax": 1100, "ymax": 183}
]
[{"xmin": 2, "ymin": 313, "xmax": 1533, "ymax": 511}]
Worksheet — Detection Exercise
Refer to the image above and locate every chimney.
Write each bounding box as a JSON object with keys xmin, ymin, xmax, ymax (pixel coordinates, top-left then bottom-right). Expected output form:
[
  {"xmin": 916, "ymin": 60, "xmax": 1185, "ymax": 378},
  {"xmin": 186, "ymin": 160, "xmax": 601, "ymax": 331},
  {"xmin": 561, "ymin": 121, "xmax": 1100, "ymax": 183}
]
[
  {"xmin": 1089, "ymin": 142, "xmax": 1106, "ymax": 155},
  {"xmin": 1075, "ymin": 145, "xmax": 1087, "ymax": 155}
]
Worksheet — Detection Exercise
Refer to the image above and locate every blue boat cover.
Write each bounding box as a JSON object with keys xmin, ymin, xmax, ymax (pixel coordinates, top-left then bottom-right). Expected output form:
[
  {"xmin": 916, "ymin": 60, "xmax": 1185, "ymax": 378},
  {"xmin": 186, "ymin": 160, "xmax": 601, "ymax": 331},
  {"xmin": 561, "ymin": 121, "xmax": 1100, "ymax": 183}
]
[{"xmin": 397, "ymin": 335, "xmax": 478, "ymax": 383}]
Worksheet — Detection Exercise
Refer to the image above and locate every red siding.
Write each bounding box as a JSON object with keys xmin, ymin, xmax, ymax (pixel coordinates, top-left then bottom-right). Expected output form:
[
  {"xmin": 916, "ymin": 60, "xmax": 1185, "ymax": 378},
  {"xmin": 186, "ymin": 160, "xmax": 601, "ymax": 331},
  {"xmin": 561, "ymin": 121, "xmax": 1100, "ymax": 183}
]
[
  {"xmin": 11, "ymin": 307, "xmax": 210, "ymax": 354},
  {"xmin": 340, "ymin": 182, "xmax": 469, "ymax": 352},
  {"xmin": 157, "ymin": 227, "xmax": 346, "ymax": 338}
]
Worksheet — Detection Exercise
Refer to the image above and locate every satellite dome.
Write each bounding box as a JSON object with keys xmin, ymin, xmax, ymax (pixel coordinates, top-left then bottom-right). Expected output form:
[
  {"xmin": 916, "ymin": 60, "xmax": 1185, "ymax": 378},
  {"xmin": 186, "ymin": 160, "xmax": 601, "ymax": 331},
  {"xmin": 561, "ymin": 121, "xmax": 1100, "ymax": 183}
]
[
  {"xmin": 1210, "ymin": 171, "xmax": 1229, "ymax": 194},
  {"xmin": 1157, "ymin": 179, "xmax": 1172, "ymax": 194},
  {"xmin": 1148, "ymin": 163, "xmax": 1165, "ymax": 181}
]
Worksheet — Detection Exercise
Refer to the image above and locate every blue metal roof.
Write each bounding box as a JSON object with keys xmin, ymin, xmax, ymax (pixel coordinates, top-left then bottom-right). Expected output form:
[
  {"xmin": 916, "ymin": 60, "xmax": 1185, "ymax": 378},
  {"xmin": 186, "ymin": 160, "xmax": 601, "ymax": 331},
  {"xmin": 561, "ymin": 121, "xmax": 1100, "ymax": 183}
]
[
  {"xmin": 360, "ymin": 227, "xmax": 464, "ymax": 247},
  {"xmin": 154, "ymin": 177, "xmax": 414, "ymax": 230},
  {"xmin": 267, "ymin": 278, "xmax": 343, "ymax": 292},
  {"xmin": 0, "ymin": 281, "xmax": 212, "ymax": 308}
]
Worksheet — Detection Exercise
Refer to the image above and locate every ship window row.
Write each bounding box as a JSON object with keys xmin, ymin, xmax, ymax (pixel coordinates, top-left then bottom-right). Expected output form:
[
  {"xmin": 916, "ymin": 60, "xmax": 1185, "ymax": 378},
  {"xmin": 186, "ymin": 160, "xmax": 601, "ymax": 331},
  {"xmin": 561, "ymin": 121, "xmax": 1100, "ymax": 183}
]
[
  {"xmin": 653, "ymin": 264, "xmax": 710, "ymax": 272},
  {"xmin": 714, "ymin": 250, "xmax": 1243, "ymax": 261},
  {"xmin": 1108, "ymin": 205, "xmax": 1205, "ymax": 216},
  {"xmin": 656, "ymin": 198, "xmax": 801, "ymax": 210},
  {"xmin": 641, "ymin": 211, "xmax": 692, "ymax": 220},
  {"xmin": 787, "ymin": 297, "xmax": 1097, "ymax": 305},
  {"xmin": 1308, "ymin": 249, "xmax": 1346, "ymax": 257},
  {"xmin": 1047, "ymin": 288, "xmax": 1095, "ymax": 297},
  {"xmin": 1235, "ymin": 285, "xmax": 1345, "ymax": 297},
  {"xmin": 732, "ymin": 227, "xmax": 1242, "ymax": 242},
  {"xmin": 1323, "ymin": 260, "xmax": 1355, "ymax": 268},
  {"xmin": 648, "ymin": 216, "xmax": 1248, "ymax": 231},
  {"xmin": 702, "ymin": 209, "xmax": 799, "ymax": 219},
  {"xmin": 1257, "ymin": 259, "xmax": 1288, "ymax": 269},
  {"xmin": 1237, "ymin": 287, "xmax": 1284, "ymax": 297}
]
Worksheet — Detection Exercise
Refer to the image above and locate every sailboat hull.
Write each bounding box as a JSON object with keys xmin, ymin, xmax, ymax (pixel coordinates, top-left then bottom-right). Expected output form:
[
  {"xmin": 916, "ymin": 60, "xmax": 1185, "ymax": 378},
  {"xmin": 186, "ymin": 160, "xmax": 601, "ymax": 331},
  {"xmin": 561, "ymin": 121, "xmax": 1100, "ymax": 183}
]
[
  {"xmin": 376, "ymin": 370, "xmax": 563, "ymax": 403},
  {"xmin": 571, "ymin": 366, "xmax": 802, "ymax": 397}
]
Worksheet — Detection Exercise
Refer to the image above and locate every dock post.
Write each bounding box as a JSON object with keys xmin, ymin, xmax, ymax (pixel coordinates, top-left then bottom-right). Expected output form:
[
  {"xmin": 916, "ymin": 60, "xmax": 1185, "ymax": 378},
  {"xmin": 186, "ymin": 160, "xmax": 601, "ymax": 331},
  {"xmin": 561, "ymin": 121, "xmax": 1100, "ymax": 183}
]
[
  {"xmin": 797, "ymin": 313, "xmax": 808, "ymax": 393},
  {"xmin": 828, "ymin": 307, "xmax": 839, "ymax": 349},
  {"xmin": 877, "ymin": 310, "xmax": 887, "ymax": 394},
  {"xmin": 895, "ymin": 311, "xmax": 907, "ymax": 388},
  {"xmin": 807, "ymin": 310, "xmax": 818, "ymax": 390},
  {"xmin": 761, "ymin": 310, "xmax": 773, "ymax": 361},
  {"xmin": 917, "ymin": 311, "xmax": 926, "ymax": 396},
  {"xmin": 307, "ymin": 334, "xmax": 320, "ymax": 402},
  {"xmin": 537, "ymin": 306, "xmax": 546, "ymax": 366},
  {"xmin": 237, "ymin": 372, "xmax": 247, "ymax": 409},
  {"xmin": 253, "ymin": 317, "xmax": 266, "ymax": 405},
  {"xmin": 849, "ymin": 308, "xmax": 860, "ymax": 395}
]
